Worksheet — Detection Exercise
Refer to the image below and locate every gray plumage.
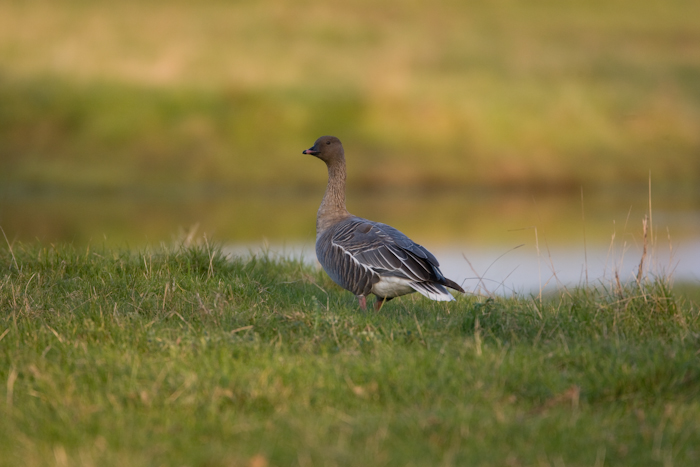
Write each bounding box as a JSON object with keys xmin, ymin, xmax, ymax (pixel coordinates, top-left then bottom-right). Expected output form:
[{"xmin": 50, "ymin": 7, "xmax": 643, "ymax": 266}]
[{"xmin": 303, "ymin": 135, "xmax": 465, "ymax": 310}]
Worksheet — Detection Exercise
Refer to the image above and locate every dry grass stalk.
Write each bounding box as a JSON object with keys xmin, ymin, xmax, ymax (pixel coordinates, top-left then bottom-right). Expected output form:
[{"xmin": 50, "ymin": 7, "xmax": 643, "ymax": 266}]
[
  {"xmin": 637, "ymin": 215, "xmax": 648, "ymax": 284},
  {"xmin": 615, "ymin": 270, "xmax": 624, "ymax": 300},
  {"xmin": 581, "ymin": 187, "xmax": 589, "ymax": 285},
  {"xmin": 528, "ymin": 385, "xmax": 580, "ymax": 415}
]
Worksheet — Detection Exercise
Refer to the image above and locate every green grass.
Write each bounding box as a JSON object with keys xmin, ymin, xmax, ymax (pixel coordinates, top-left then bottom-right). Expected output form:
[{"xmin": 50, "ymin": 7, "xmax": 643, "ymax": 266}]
[
  {"xmin": 1, "ymin": 0, "xmax": 699, "ymax": 189},
  {"xmin": 1, "ymin": 242, "xmax": 699, "ymax": 466}
]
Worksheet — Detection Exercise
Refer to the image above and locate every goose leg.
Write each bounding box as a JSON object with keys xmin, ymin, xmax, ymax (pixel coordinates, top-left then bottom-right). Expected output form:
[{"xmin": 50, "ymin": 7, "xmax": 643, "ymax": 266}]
[
  {"xmin": 357, "ymin": 295, "xmax": 367, "ymax": 310},
  {"xmin": 375, "ymin": 297, "xmax": 392, "ymax": 311}
]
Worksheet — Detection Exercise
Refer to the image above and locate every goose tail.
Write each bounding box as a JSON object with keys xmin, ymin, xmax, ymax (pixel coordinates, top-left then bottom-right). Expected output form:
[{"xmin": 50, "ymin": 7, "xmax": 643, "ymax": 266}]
[{"xmin": 409, "ymin": 282, "xmax": 456, "ymax": 302}]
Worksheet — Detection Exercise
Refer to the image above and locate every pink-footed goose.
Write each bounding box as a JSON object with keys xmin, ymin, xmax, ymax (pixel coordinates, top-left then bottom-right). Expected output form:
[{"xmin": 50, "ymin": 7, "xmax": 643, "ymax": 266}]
[{"xmin": 303, "ymin": 135, "xmax": 465, "ymax": 311}]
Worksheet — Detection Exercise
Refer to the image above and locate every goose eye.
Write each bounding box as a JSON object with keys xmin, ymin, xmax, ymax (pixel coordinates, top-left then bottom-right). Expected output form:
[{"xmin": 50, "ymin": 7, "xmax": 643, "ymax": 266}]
[{"xmin": 326, "ymin": 141, "xmax": 331, "ymax": 145}]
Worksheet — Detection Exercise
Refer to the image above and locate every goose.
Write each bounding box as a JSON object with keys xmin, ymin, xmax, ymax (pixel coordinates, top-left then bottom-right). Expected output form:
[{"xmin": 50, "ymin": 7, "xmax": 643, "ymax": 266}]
[{"xmin": 303, "ymin": 135, "xmax": 465, "ymax": 310}]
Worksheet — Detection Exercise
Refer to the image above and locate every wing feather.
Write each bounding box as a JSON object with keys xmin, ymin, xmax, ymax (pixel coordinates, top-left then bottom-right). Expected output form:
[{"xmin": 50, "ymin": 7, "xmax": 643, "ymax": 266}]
[{"xmin": 329, "ymin": 218, "xmax": 456, "ymax": 290}]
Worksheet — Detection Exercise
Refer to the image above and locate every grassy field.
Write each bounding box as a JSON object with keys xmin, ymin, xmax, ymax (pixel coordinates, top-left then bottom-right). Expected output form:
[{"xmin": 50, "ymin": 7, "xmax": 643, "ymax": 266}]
[
  {"xmin": 1, "ymin": 0, "xmax": 699, "ymax": 189},
  {"xmin": 1, "ymin": 242, "xmax": 699, "ymax": 466}
]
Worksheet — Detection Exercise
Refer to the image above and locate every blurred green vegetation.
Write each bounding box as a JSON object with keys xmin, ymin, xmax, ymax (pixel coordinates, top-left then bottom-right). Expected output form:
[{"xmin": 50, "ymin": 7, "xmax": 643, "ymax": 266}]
[{"xmin": 1, "ymin": 0, "xmax": 699, "ymax": 190}]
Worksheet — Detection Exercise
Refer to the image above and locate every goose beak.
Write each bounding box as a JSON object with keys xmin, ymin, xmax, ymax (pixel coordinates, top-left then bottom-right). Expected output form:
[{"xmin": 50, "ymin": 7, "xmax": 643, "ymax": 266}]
[{"xmin": 303, "ymin": 146, "xmax": 319, "ymax": 155}]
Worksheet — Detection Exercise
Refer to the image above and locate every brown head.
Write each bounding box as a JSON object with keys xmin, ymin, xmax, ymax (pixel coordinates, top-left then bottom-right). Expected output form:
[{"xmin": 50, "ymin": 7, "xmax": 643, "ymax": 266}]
[{"xmin": 302, "ymin": 135, "xmax": 345, "ymax": 165}]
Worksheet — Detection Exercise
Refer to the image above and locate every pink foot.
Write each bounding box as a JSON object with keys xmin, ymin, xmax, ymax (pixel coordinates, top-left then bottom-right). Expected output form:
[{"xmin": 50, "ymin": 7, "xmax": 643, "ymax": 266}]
[{"xmin": 357, "ymin": 296, "xmax": 367, "ymax": 310}]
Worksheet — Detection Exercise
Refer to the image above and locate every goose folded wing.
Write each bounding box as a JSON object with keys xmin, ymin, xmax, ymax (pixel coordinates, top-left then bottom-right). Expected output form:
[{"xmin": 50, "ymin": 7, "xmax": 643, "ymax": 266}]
[
  {"xmin": 332, "ymin": 221, "xmax": 440, "ymax": 282},
  {"xmin": 374, "ymin": 223, "xmax": 441, "ymax": 267}
]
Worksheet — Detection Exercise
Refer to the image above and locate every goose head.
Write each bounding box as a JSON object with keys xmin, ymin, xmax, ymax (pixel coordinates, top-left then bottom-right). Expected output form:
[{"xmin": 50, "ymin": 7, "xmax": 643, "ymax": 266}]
[{"xmin": 303, "ymin": 135, "xmax": 345, "ymax": 165}]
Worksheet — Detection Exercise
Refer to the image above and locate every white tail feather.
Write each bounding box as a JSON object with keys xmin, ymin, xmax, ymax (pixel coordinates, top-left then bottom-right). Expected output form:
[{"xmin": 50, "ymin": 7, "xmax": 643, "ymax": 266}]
[{"xmin": 409, "ymin": 282, "xmax": 455, "ymax": 301}]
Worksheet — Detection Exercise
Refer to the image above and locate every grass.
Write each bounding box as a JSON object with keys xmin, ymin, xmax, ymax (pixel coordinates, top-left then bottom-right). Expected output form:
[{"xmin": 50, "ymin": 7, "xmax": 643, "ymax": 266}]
[
  {"xmin": 1, "ymin": 0, "xmax": 699, "ymax": 189},
  {"xmin": 1, "ymin": 242, "xmax": 699, "ymax": 466}
]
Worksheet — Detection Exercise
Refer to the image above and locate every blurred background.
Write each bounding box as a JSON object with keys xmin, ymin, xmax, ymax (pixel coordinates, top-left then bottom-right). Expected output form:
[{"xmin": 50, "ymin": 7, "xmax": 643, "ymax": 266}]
[{"xmin": 1, "ymin": 0, "xmax": 698, "ymax": 291}]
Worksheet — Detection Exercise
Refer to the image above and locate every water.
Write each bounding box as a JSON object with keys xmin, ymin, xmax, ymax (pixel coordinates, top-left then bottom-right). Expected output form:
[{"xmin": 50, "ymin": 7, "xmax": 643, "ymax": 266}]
[
  {"xmin": 227, "ymin": 239, "xmax": 699, "ymax": 297},
  {"xmin": 1, "ymin": 187, "xmax": 698, "ymax": 293}
]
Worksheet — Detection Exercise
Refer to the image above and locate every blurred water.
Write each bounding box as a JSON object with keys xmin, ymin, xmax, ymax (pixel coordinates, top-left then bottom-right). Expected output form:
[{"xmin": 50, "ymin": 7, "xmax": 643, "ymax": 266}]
[
  {"xmin": 226, "ymin": 239, "xmax": 700, "ymax": 296},
  {"xmin": 1, "ymin": 189, "xmax": 698, "ymax": 293}
]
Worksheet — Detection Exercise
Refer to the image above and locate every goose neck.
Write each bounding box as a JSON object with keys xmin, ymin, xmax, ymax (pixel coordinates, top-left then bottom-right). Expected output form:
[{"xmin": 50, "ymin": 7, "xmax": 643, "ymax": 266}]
[{"xmin": 317, "ymin": 160, "xmax": 350, "ymax": 234}]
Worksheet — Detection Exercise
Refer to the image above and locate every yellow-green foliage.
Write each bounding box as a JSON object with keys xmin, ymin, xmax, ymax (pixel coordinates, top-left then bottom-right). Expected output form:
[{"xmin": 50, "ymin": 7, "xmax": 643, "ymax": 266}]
[{"xmin": 1, "ymin": 0, "xmax": 699, "ymax": 188}]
